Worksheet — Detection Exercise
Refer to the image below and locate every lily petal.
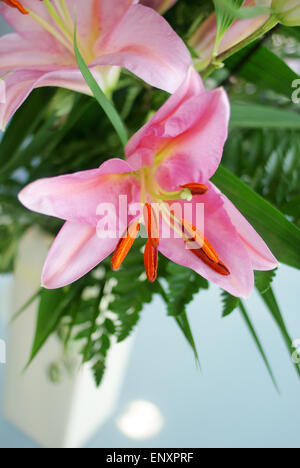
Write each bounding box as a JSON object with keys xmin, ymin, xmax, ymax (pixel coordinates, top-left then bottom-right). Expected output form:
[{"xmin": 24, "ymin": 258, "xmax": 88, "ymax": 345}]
[
  {"xmin": 42, "ymin": 221, "xmax": 118, "ymax": 289},
  {"xmin": 92, "ymin": 4, "xmax": 192, "ymax": 94},
  {"xmin": 126, "ymin": 67, "xmax": 205, "ymax": 169},
  {"xmin": 215, "ymin": 185, "xmax": 279, "ymax": 271},
  {"xmin": 140, "ymin": 0, "xmax": 178, "ymax": 14},
  {"xmin": 65, "ymin": 0, "xmax": 138, "ymax": 56},
  {"xmin": 0, "ymin": 0, "xmax": 68, "ymax": 55},
  {"xmin": 156, "ymin": 88, "xmax": 230, "ymax": 189},
  {"xmin": 189, "ymin": 0, "xmax": 271, "ymax": 68},
  {"xmin": 19, "ymin": 159, "xmax": 140, "ymax": 227},
  {"xmin": 0, "ymin": 67, "xmax": 115, "ymax": 129},
  {"xmin": 126, "ymin": 76, "xmax": 229, "ymax": 185},
  {"xmin": 0, "ymin": 33, "xmax": 72, "ymax": 72},
  {"xmin": 158, "ymin": 186, "xmax": 254, "ymax": 298}
]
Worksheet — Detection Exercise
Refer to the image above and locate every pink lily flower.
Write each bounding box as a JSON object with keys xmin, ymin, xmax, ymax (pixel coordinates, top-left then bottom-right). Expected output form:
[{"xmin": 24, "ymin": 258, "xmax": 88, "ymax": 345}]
[
  {"xmin": 189, "ymin": 0, "xmax": 271, "ymax": 69},
  {"xmin": 18, "ymin": 68, "xmax": 278, "ymax": 298},
  {"xmin": 0, "ymin": 0, "xmax": 192, "ymax": 129},
  {"xmin": 140, "ymin": 0, "xmax": 178, "ymax": 14}
]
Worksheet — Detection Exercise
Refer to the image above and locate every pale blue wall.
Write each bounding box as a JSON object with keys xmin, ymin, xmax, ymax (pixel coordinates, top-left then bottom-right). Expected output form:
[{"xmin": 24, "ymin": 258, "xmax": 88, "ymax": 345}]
[{"xmin": 1, "ymin": 265, "xmax": 300, "ymax": 448}]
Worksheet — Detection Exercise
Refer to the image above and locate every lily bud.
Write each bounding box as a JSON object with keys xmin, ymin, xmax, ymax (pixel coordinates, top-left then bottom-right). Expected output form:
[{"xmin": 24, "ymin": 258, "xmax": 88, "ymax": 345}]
[
  {"xmin": 272, "ymin": 0, "xmax": 300, "ymax": 26},
  {"xmin": 189, "ymin": 0, "xmax": 271, "ymax": 70},
  {"xmin": 140, "ymin": 0, "xmax": 178, "ymax": 15}
]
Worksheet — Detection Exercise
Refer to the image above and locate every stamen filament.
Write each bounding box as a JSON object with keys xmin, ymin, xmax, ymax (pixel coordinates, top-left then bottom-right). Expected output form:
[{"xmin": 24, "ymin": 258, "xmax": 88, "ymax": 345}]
[
  {"xmin": 43, "ymin": 0, "xmax": 73, "ymax": 41},
  {"xmin": 27, "ymin": 8, "xmax": 74, "ymax": 53},
  {"xmin": 54, "ymin": 0, "xmax": 73, "ymax": 30}
]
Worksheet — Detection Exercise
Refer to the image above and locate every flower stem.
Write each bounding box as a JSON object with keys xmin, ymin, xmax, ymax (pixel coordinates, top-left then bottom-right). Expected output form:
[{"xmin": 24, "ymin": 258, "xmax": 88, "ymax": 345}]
[{"xmin": 200, "ymin": 16, "xmax": 279, "ymax": 78}]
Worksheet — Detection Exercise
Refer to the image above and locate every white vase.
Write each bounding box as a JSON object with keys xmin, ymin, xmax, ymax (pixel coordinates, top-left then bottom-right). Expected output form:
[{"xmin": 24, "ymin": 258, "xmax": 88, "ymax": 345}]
[{"xmin": 3, "ymin": 228, "xmax": 134, "ymax": 448}]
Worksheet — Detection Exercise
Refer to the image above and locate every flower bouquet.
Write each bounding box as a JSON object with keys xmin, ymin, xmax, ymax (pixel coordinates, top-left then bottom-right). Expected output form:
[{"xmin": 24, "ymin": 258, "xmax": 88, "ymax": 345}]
[{"xmin": 1, "ymin": 0, "xmax": 300, "ymax": 389}]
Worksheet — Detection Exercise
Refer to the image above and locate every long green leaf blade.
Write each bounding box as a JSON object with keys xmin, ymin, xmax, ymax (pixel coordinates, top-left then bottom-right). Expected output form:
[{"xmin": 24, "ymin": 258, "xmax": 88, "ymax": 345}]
[
  {"xmin": 226, "ymin": 45, "xmax": 299, "ymax": 98},
  {"xmin": 230, "ymin": 103, "xmax": 300, "ymax": 129},
  {"xmin": 259, "ymin": 287, "xmax": 300, "ymax": 378},
  {"xmin": 239, "ymin": 301, "xmax": 279, "ymax": 392},
  {"xmin": 74, "ymin": 29, "xmax": 128, "ymax": 146}
]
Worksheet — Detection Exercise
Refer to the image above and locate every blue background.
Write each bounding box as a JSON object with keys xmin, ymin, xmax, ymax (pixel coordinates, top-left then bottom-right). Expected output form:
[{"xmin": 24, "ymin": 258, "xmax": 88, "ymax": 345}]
[{"xmin": 1, "ymin": 264, "xmax": 300, "ymax": 448}]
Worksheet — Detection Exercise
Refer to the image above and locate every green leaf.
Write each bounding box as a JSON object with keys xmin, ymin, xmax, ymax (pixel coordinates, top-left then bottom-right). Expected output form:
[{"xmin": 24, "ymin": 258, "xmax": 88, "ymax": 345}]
[
  {"xmin": 74, "ymin": 27, "xmax": 128, "ymax": 146},
  {"xmin": 10, "ymin": 288, "xmax": 42, "ymax": 323},
  {"xmin": 259, "ymin": 287, "xmax": 300, "ymax": 378},
  {"xmin": 0, "ymin": 93, "xmax": 92, "ymax": 181},
  {"xmin": 0, "ymin": 88, "xmax": 55, "ymax": 166},
  {"xmin": 165, "ymin": 263, "xmax": 209, "ymax": 317},
  {"xmin": 239, "ymin": 301, "xmax": 279, "ymax": 391},
  {"xmin": 26, "ymin": 289, "xmax": 65, "ymax": 367},
  {"xmin": 226, "ymin": 45, "xmax": 299, "ymax": 98},
  {"xmin": 230, "ymin": 103, "xmax": 300, "ymax": 129},
  {"xmin": 236, "ymin": 6, "xmax": 270, "ymax": 19},
  {"xmin": 212, "ymin": 165, "xmax": 300, "ymax": 269},
  {"xmin": 92, "ymin": 360, "xmax": 106, "ymax": 387},
  {"xmin": 174, "ymin": 311, "xmax": 201, "ymax": 368},
  {"xmin": 255, "ymin": 269, "xmax": 277, "ymax": 294},
  {"xmin": 213, "ymin": 0, "xmax": 244, "ymax": 56},
  {"xmin": 82, "ymin": 285, "xmax": 105, "ymax": 363},
  {"xmin": 221, "ymin": 290, "xmax": 240, "ymax": 317},
  {"xmin": 106, "ymin": 240, "xmax": 158, "ymax": 342}
]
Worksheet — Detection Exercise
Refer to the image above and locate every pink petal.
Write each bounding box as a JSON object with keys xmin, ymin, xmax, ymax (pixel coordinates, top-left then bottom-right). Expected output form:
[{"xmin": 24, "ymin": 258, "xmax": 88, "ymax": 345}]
[
  {"xmin": 140, "ymin": 0, "xmax": 178, "ymax": 14},
  {"xmin": 155, "ymin": 87, "xmax": 230, "ymax": 189},
  {"xmin": 126, "ymin": 79, "xmax": 229, "ymax": 184},
  {"xmin": 215, "ymin": 184, "xmax": 279, "ymax": 271},
  {"xmin": 65, "ymin": 0, "xmax": 138, "ymax": 56},
  {"xmin": 0, "ymin": 0, "xmax": 69, "ymax": 56},
  {"xmin": 190, "ymin": 0, "xmax": 270, "ymax": 65},
  {"xmin": 126, "ymin": 67, "xmax": 204, "ymax": 167},
  {"xmin": 92, "ymin": 4, "xmax": 192, "ymax": 94},
  {"xmin": 19, "ymin": 159, "xmax": 140, "ymax": 227},
  {"xmin": 0, "ymin": 33, "xmax": 72, "ymax": 72},
  {"xmin": 0, "ymin": 67, "xmax": 109, "ymax": 129},
  {"xmin": 158, "ymin": 185, "xmax": 254, "ymax": 298},
  {"xmin": 42, "ymin": 221, "xmax": 118, "ymax": 289}
]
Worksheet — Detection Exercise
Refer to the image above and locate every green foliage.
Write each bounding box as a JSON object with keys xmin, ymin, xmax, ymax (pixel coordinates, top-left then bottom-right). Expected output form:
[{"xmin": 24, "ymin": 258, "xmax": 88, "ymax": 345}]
[
  {"xmin": 239, "ymin": 301, "xmax": 279, "ymax": 391},
  {"xmin": 221, "ymin": 291, "xmax": 240, "ymax": 317},
  {"xmin": 165, "ymin": 263, "xmax": 209, "ymax": 317},
  {"xmin": 74, "ymin": 27, "xmax": 128, "ymax": 147},
  {"xmin": 259, "ymin": 287, "xmax": 300, "ymax": 378},
  {"xmin": 255, "ymin": 269, "xmax": 277, "ymax": 294},
  {"xmin": 225, "ymin": 44, "xmax": 299, "ymax": 98}
]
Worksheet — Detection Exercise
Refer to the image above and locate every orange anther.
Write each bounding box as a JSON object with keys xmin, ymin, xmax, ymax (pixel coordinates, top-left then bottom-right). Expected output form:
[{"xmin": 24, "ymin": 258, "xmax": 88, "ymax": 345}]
[
  {"xmin": 144, "ymin": 239, "xmax": 158, "ymax": 283},
  {"xmin": 180, "ymin": 183, "xmax": 208, "ymax": 196},
  {"xmin": 2, "ymin": 0, "xmax": 28, "ymax": 14},
  {"xmin": 111, "ymin": 221, "xmax": 140, "ymax": 271},
  {"xmin": 144, "ymin": 203, "xmax": 160, "ymax": 247}
]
